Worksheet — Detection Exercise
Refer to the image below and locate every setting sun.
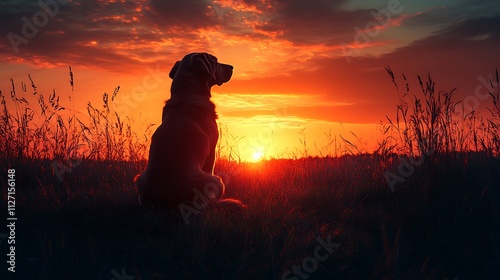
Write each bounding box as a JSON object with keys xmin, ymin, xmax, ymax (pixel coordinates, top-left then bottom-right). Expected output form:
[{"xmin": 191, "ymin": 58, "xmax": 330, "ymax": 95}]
[{"xmin": 251, "ymin": 150, "xmax": 265, "ymax": 162}]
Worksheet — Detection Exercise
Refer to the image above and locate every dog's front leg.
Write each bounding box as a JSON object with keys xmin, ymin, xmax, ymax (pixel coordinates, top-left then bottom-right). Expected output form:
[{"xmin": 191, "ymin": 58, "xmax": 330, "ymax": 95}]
[{"xmin": 202, "ymin": 124, "xmax": 219, "ymax": 174}]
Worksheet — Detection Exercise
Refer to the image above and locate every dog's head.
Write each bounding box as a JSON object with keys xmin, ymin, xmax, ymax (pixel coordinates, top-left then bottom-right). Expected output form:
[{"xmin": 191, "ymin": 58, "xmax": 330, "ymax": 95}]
[{"xmin": 169, "ymin": 53, "xmax": 233, "ymax": 88}]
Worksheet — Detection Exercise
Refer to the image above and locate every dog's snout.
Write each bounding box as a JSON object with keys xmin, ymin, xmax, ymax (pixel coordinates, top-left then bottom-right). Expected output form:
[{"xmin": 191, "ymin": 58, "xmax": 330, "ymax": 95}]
[
  {"xmin": 220, "ymin": 63, "xmax": 233, "ymax": 70},
  {"xmin": 216, "ymin": 63, "xmax": 233, "ymax": 86}
]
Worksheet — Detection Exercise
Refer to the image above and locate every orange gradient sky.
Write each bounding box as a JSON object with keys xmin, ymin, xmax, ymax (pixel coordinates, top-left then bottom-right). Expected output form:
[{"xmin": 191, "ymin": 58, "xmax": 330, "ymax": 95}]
[{"xmin": 1, "ymin": 0, "xmax": 499, "ymax": 160}]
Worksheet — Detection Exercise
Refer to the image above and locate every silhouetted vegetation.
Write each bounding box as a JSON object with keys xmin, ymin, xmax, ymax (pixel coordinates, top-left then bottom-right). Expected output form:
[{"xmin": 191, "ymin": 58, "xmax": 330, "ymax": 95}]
[{"xmin": 0, "ymin": 68, "xmax": 499, "ymax": 279}]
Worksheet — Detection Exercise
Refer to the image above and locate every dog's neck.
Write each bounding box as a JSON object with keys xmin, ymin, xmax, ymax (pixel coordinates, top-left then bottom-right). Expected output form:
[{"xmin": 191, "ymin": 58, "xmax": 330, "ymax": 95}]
[
  {"xmin": 167, "ymin": 94, "xmax": 214, "ymax": 106},
  {"xmin": 163, "ymin": 94, "xmax": 217, "ymax": 122},
  {"xmin": 170, "ymin": 72, "xmax": 213, "ymax": 98}
]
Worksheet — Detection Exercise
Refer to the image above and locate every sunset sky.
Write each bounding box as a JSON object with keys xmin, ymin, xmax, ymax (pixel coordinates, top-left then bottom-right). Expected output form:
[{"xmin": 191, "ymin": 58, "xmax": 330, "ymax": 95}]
[{"xmin": 1, "ymin": 0, "xmax": 499, "ymax": 160}]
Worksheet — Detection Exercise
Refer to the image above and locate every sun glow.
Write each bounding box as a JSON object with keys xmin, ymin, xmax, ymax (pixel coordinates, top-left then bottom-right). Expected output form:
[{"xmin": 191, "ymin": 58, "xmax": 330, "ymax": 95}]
[
  {"xmin": 246, "ymin": 145, "xmax": 267, "ymax": 162},
  {"xmin": 251, "ymin": 150, "xmax": 265, "ymax": 162}
]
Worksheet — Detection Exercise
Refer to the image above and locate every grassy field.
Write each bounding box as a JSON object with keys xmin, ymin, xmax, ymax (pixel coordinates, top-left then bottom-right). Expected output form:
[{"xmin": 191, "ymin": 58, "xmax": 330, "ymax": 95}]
[{"xmin": 1, "ymin": 69, "xmax": 500, "ymax": 279}]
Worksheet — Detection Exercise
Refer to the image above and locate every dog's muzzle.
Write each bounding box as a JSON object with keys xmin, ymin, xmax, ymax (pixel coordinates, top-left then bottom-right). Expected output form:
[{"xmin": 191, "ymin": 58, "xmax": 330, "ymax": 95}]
[{"xmin": 217, "ymin": 63, "xmax": 233, "ymax": 86}]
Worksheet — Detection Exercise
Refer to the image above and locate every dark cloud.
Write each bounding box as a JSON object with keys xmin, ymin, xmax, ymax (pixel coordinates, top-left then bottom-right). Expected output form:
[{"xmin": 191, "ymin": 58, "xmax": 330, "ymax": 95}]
[
  {"xmin": 375, "ymin": 14, "xmax": 500, "ymax": 72},
  {"xmin": 400, "ymin": 6, "xmax": 462, "ymax": 29},
  {"xmin": 254, "ymin": 0, "xmax": 402, "ymax": 45},
  {"xmin": 146, "ymin": 0, "xmax": 217, "ymax": 29},
  {"xmin": 439, "ymin": 15, "xmax": 500, "ymax": 41},
  {"xmin": 401, "ymin": 0, "xmax": 500, "ymax": 32}
]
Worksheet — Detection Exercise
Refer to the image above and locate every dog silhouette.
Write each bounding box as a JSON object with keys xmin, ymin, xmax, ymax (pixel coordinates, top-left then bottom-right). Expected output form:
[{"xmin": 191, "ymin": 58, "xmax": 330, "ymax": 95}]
[{"xmin": 136, "ymin": 53, "xmax": 243, "ymax": 213}]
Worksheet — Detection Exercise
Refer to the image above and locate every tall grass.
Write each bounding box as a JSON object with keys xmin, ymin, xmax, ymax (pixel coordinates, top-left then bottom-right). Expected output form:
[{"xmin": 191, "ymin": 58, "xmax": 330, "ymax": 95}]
[
  {"xmin": 0, "ymin": 67, "xmax": 153, "ymax": 163},
  {"xmin": 380, "ymin": 67, "xmax": 500, "ymax": 157}
]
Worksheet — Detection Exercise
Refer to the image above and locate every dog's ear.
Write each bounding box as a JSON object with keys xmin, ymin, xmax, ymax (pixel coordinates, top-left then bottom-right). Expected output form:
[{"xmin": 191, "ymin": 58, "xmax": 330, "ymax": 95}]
[
  {"xmin": 191, "ymin": 53, "xmax": 218, "ymax": 82},
  {"xmin": 169, "ymin": 61, "xmax": 181, "ymax": 79}
]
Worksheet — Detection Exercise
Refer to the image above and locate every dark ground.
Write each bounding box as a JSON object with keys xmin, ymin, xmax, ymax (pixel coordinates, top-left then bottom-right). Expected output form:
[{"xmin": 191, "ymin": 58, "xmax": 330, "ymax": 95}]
[{"xmin": 1, "ymin": 153, "xmax": 500, "ymax": 280}]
